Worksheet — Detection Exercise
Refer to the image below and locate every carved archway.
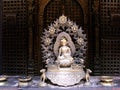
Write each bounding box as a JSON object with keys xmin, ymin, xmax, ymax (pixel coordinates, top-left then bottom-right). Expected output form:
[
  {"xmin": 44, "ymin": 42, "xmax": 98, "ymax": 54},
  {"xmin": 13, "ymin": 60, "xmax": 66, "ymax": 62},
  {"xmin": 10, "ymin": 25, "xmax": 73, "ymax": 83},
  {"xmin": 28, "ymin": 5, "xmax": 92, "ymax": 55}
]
[{"xmin": 38, "ymin": 0, "xmax": 89, "ymax": 30}]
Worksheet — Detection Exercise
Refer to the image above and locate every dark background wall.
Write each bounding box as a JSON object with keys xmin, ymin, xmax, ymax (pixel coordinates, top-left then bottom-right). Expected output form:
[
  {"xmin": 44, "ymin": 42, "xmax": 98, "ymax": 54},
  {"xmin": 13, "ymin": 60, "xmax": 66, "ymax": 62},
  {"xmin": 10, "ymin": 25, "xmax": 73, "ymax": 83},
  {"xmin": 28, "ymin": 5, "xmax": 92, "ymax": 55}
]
[
  {"xmin": 0, "ymin": 0, "xmax": 2, "ymax": 74},
  {"xmin": 94, "ymin": 0, "xmax": 120, "ymax": 75},
  {"xmin": 0, "ymin": 0, "xmax": 120, "ymax": 76},
  {"xmin": 2, "ymin": 0, "xmax": 28, "ymax": 75}
]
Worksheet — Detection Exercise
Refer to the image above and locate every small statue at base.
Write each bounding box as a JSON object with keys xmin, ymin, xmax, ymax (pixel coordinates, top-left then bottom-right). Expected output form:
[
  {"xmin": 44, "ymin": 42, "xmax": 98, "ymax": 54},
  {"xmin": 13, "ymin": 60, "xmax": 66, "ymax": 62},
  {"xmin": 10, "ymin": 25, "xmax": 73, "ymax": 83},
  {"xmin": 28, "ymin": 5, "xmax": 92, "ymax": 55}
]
[
  {"xmin": 85, "ymin": 69, "xmax": 92, "ymax": 85},
  {"xmin": 39, "ymin": 69, "xmax": 47, "ymax": 87}
]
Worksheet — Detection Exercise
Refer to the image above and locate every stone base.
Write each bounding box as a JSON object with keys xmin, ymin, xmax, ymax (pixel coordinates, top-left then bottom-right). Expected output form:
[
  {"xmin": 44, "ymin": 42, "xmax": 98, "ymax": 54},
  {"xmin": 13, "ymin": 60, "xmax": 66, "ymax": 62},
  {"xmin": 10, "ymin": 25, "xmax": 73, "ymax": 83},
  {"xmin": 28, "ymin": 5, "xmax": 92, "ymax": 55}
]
[{"xmin": 46, "ymin": 64, "xmax": 85, "ymax": 86}]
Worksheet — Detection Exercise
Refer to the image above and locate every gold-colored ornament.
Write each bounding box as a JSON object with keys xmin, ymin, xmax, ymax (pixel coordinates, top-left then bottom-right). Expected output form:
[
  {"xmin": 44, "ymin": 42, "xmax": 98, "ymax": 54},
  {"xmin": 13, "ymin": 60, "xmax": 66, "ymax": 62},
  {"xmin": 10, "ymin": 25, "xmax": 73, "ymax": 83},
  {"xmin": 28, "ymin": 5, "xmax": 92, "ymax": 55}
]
[
  {"xmin": 49, "ymin": 27, "xmax": 55, "ymax": 35},
  {"xmin": 59, "ymin": 15, "xmax": 67, "ymax": 24},
  {"xmin": 44, "ymin": 38, "xmax": 51, "ymax": 46},
  {"xmin": 18, "ymin": 76, "xmax": 32, "ymax": 82},
  {"xmin": 0, "ymin": 75, "xmax": 7, "ymax": 81},
  {"xmin": 77, "ymin": 37, "xmax": 84, "ymax": 45},
  {"xmin": 100, "ymin": 76, "xmax": 114, "ymax": 86},
  {"xmin": 71, "ymin": 24, "xmax": 78, "ymax": 32}
]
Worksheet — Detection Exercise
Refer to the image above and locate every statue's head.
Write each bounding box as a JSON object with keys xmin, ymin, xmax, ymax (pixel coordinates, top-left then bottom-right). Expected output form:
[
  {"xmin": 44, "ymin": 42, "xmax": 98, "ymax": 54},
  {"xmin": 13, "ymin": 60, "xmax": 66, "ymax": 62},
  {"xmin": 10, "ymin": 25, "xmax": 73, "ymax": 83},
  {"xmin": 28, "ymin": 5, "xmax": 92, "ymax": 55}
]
[{"xmin": 60, "ymin": 37, "xmax": 68, "ymax": 46}]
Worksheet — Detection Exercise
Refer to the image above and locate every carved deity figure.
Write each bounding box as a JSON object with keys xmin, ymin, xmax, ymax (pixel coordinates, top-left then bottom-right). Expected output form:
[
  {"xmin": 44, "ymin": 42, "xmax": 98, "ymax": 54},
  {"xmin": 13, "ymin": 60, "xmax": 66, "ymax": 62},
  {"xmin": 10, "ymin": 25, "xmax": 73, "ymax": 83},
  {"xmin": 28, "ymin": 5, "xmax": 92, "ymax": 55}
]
[{"xmin": 56, "ymin": 37, "xmax": 73, "ymax": 67}]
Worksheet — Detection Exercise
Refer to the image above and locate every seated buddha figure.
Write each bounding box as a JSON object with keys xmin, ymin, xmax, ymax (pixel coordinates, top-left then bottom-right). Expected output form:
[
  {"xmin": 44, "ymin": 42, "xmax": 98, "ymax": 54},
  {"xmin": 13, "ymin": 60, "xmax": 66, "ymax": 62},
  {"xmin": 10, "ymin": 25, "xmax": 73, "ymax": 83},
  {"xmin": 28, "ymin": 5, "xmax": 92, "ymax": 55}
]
[{"xmin": 56, "ymin": 37, "xmax": 74, "ymax": 67}]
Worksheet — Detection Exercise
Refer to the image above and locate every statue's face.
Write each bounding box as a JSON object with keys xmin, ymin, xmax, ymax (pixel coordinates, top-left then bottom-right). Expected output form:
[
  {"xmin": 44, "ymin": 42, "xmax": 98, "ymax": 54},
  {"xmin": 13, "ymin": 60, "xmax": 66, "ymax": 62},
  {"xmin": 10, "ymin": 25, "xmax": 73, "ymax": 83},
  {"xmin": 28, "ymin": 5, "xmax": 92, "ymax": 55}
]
[{"xmin": 60, "ymin": 38, "xmax": 67, "ymax": 46}]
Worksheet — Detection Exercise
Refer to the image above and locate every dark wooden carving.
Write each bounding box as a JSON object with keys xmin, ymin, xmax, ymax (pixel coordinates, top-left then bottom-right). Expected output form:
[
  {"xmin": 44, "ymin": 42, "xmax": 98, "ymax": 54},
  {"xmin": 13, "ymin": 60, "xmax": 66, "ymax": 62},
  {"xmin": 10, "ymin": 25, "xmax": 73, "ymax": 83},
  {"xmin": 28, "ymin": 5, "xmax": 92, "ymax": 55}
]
[
  {"xmin": 111, "ymin": 14, "xmax": 120, "ymax": 27},
  {"xmin": 95, "ymin": 0, "xmax": 120, "ymax": 75},
  {"xmin": 0, "ymin": 0, "xmax": 2, "ymax": 74},
  {"xmin": 1, "ymin": 0, "xmax": 120, "ymax": 75},
  {"xmin": 2, "ymin": 0, "xmax": 28, "ymax": 75}
]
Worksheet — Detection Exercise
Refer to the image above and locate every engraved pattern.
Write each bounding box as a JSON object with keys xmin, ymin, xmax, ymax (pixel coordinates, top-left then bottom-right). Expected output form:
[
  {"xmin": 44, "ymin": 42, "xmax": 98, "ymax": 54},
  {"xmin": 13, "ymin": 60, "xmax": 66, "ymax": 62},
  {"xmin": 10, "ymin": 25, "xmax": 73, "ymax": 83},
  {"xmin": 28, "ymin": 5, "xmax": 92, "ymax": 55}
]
[{"xmin": 46, "ymin": 69, "xmax": 85, "ymax": 86}]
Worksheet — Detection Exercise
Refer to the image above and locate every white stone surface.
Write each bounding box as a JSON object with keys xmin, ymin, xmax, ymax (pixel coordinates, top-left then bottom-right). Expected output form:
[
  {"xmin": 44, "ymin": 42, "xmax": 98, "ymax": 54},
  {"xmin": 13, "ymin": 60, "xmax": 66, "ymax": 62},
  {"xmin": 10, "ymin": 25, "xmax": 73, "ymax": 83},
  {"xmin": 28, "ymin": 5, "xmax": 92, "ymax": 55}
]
[{"xmin": 46, "ymin": 67, "xmax": 85, "ymax": 86}]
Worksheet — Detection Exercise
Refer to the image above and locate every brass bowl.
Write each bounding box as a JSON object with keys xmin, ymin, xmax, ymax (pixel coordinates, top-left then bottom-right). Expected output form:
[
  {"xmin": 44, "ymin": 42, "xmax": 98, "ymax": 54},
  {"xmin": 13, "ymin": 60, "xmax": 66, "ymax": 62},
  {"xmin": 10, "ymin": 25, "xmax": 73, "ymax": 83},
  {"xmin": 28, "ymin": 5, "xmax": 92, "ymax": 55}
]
[
  {"xmin": 100, "ymin": 76, "xmax": 113, "ymax": 82},
  {"xmin": 0, "ymin": 75, "xmax": 7, "ymax": 82},
  {"xmin": 100, "ymin": 76, "xmax": 114, "ymax": 86},
  {"xmin": 100, "ymin": 82, "xmax": 113, "ymax": 86},
  {"xmin": 18, "ymin": 76, "xmax": 32, "ymax": 82}
]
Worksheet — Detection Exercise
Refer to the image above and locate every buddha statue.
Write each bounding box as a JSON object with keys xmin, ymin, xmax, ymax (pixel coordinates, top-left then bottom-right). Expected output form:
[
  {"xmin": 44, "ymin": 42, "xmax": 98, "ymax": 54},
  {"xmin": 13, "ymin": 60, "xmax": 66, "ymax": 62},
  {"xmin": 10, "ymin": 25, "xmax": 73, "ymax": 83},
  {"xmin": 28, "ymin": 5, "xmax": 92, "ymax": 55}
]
[{"xmin": 56, "ymin": 37, "xmax": 73, "ymax": 67}]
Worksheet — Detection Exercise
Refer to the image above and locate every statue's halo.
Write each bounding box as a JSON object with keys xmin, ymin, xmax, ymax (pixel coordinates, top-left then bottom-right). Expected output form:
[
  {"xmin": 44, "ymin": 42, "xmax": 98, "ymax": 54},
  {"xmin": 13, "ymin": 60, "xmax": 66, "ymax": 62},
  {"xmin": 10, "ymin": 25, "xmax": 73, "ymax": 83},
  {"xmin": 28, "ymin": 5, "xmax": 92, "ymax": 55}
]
[{"xmin": 54, "ymin": 32, "xmax": 76, "ymax": 57}]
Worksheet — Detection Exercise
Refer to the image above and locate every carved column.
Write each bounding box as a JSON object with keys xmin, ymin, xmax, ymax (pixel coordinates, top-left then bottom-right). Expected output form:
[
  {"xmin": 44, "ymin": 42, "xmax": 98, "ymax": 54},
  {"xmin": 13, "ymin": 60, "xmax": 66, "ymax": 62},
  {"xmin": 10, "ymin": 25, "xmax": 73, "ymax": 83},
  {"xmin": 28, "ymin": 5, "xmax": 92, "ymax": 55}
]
[
  {"xmin": 37, "ymin": 0, "xmax": 51, "ymax": 74},
  {"xmin": 77, "ymin": 0, "xmax": 89, "ymax": 29},
  {"xmin": 93, "ymin": 0, "xmax": 100, "ymax": 57},
  {"xmin": 0, "ymin": 0, "xmax": 2, "ymax": 74},
  {"xmin": 87, "ymin": 0, "xmax": 94, "ymax": 70},
  {"xmin": 92, "ymin": 0, "xmax": 101, "ymax": 75},
  {"xmin": 27, "ymin": 0, "xmax": 34, "ymax": 75}
]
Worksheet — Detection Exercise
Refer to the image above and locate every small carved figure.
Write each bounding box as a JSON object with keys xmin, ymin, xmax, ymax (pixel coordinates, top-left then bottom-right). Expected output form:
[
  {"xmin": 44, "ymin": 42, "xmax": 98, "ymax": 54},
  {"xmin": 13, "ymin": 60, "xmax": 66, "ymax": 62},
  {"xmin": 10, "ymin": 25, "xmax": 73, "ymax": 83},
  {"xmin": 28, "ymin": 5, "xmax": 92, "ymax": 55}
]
[
  {"xmin": 40, "ymin": 69, "xmax": 46, "ymax": 83},
  {"xmin": 85, "ymin": 69, "xmax": 92, "ymax": 83},
  {"xmin": 57, "ymin": 37, "xmax": 73, "ymax": 67}
]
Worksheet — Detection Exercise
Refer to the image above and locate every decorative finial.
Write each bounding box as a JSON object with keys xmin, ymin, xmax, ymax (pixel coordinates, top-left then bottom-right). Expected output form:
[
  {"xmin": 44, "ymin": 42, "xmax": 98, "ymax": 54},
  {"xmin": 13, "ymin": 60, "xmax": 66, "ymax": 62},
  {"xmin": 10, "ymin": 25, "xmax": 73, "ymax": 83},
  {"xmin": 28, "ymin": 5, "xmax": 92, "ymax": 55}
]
[{"xmin": 58, "ymin": 14, "xmax": 67, "ymax": 24}]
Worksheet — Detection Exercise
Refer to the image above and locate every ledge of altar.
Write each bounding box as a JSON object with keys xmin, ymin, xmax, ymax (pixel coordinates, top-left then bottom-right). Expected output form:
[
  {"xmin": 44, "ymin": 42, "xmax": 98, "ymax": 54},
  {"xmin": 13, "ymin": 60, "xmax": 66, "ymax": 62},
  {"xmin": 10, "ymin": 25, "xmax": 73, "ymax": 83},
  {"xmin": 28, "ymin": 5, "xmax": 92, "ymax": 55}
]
[{"xmin": 0, "ymin": 76, "xmax": 120, "ymax": 90}]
